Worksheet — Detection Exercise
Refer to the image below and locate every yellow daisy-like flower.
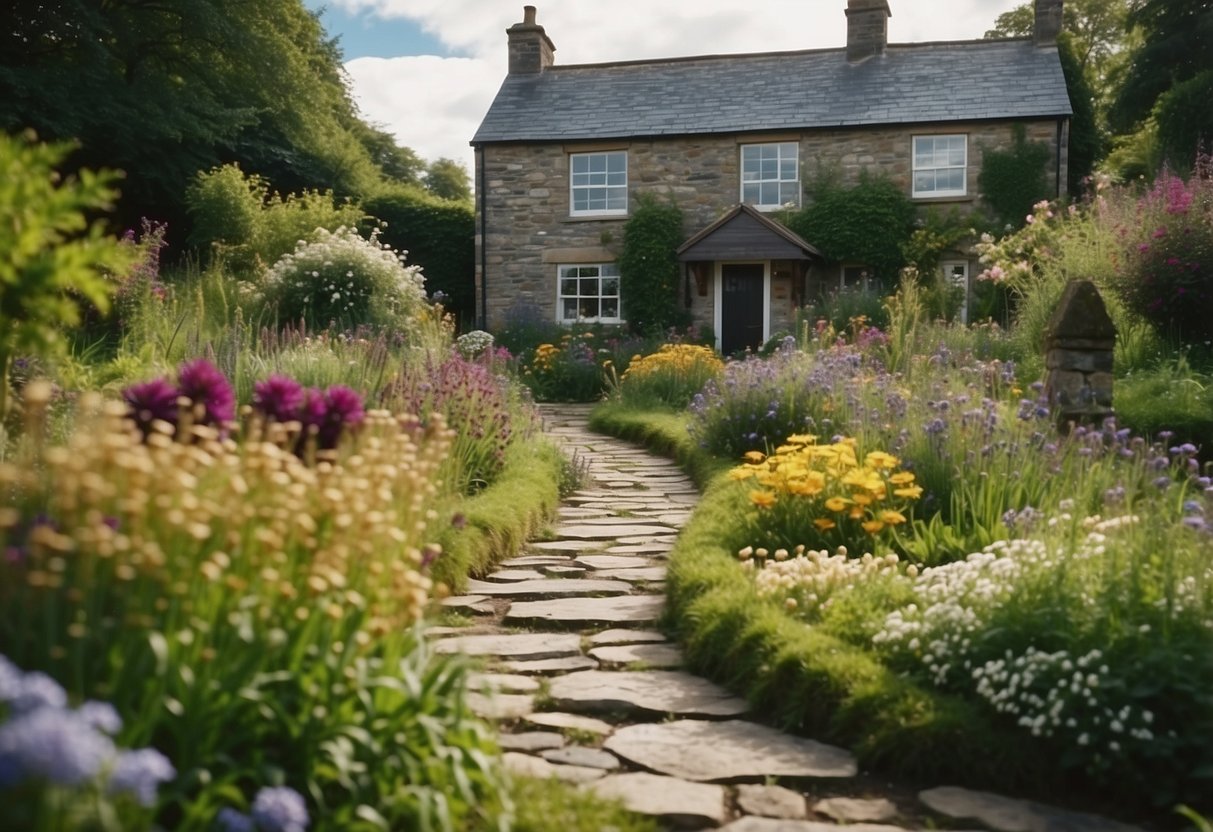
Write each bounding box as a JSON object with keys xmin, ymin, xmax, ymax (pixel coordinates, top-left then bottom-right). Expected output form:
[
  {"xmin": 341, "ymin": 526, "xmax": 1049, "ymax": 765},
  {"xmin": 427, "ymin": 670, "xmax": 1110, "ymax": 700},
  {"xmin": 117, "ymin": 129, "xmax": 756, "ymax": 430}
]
[
  {"xmin": 749, "ymin": 490, "xmax": 777, "ymax": 508},
  {"xmin": 865, "ymin": 451, "xmax": 899, "ymax": 470},
  {"xmin": 849, "ymin": 507, "xmax": 866, "ymax": 520},
  {"xmin": 880, "ymin": 509, "xmax": 907, "ymax": 525},
  {"xmin": 862, "ymin": 519, "xmax": 885, "ymax": 534},
  {"xmin": 824, "ymin": 496, "xmax": 851, "ymax": 512},
  {"xmin": 894, "ymin": 485, "xmax": 924, "ymax": 499},
  {"xmin": 786, "ymin": 433, "xmax": 817, "ymax": 445},
  {"xmin": 889, "ymin": 472, "xmax": 916, "ymax": 485},
  {"xmin": 814, "ymin": 518, "xmax": 836, "ymax": 531},
  {"xmin": 743, "ymin": 450, "xmax": 766, "ymax": 464},
  {"xmin": 728, "ymin": 467, "xmax": 756, "ymax": 481},
  {"xmin": 852, "ymin": 493, "xmax": 873, "ymax": 506}
]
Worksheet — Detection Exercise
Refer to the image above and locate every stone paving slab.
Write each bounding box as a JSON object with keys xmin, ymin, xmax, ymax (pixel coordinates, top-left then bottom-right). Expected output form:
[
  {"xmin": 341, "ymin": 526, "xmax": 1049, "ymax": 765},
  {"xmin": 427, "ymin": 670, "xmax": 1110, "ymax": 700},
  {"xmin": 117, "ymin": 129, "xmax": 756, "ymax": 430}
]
[
  {"xmin": 498, "ymin": 731, "xmax": 565, "ymax": 752},
  {"xmin": 503, "ymin": 752, "xmax": 605, "ymax": 784},
  {"xmin": 527, "ymin": 540, "xmax": 605, "ymax": 554},
  {"xmin": 505, "ymin": 594, "xmax": 665, "ymax": 626},
  {"xmin": 918, "ymin": 787, "xmax": 1146, "ymax": 832},
  {"xmin": 737, "ymin": 784, "xmax": 809, "ymax": 820},
  {"xmin": 587, "ymin": 628, "xmax": 668, "ymax": 646},
  {"xmin": 575, "ymin": 554, "xmax": 658, "ymax": 570},
  {"xmin": 467, "ymin": 692, "xmax": 534, "ymax": 720},
  {"xmin": 548, "ymin": 670, "xmax": 748, "ymax": 718},
  {"xmin": 467, "ymin": 672, "xmax": 542, "ymax": 694},
  {"xmin": 499, "ymin": 555, "xmax": 574, "ymax": 567},
  {"xmin": 466, "ymin": 577, "xmax": 632, "ymax": 597},
  {"xmin": 604, "ymin": 719, "xmax": 857, "ymax": 781},
  {"xmin": 440, "ymin": 594, "xmax": 490, "ymax": 608},
  {"xmin": 615, "ymin": 534, "xmax": 679, "ymax": 545},
  {"xmin": 587, "ymin": 642, "xmax": 683, "ymax": 669},
  {"xmin": 594, "ymin": 566, "xmax": 668, "ymax": 583},
  {"xmin": 814, "ymin": 797, "xmax": 899, "ymax": 823},
  {"xmin": 584, "ymin": 772, "xmax": 727, "ymax": 828},
  {"xmin": 720, "ymin": 820, "xmax": 911, "ymax": 832},
  {"xmin": 605, "ymin": 543, "xmax": 674, "ymax": 555},
  {"xmin": 540, "ymin": 746, "xmax": 622, "ymax": 771},
  {"xmin": 540, "ymin": 564, "xmax": 587, "ymax": 577},
  {"xmin": 483, "ymin": 569, "xmax": 547, "ymax": 582},
  {"xmin": 501, "ymin": 655, "xmax": 600, "ymax": 674},
  {"xmin": 432, "ymin": 632, "xmax": 582, "ymax": 660},
  {"xmin": 523, "ymin": 711, "xmax": 615, "ymax": 736},
  {"xmin": 555, "ymin": 524, "xmax": 679, "ymax": 540}
]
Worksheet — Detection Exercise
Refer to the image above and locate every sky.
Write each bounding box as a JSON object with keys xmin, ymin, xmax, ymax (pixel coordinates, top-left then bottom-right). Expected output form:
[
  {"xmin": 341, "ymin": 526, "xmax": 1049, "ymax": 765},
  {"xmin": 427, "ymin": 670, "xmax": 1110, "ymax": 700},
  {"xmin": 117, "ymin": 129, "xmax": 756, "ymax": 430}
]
[{"xmin": 307, "ymin": 0, "xmax": 1027, "ymax": 178}]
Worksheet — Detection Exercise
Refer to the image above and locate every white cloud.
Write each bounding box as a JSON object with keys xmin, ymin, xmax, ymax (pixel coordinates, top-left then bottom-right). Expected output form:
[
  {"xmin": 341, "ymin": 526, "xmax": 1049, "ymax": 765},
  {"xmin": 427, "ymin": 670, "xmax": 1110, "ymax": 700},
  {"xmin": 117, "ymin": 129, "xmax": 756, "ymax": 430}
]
[{"xmin": 338, "ymin": 0, "xmax": 1025, "ymax": 173}]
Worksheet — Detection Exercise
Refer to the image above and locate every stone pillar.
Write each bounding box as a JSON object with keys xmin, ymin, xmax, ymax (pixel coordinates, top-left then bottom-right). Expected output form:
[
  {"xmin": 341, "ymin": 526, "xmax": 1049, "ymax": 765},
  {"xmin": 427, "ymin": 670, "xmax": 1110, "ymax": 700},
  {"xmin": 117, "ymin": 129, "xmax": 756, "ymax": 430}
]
[
  {"xmin": 845, "ymin": 0, "xmax": 891, "ymax": 64},
  {"xmin": 1044, "ymin": 279, "xmax": 1115, "ymax": 430}
]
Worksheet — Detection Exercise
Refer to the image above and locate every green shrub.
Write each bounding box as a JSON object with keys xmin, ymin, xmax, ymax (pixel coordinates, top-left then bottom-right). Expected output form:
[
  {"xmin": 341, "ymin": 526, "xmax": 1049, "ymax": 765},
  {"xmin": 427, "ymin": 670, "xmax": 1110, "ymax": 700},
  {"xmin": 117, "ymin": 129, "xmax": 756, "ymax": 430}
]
[
  {"xmin": 617, "ymin": 194, "xmax": 686, "ymax": 335},
  {"xmin": 259, "ymin": 226, "xmax": 425, "ymax": 332},
  {"xmin": 615, "ymin": 343, "xmax": 723, "ymax": 409},
  {"xmin": 977, "ymin": 125, "xmax": 1052, "ymax": 229},
  {"xmin": 1155, "ymin": 71, "xmax": 1213, "ymax": 174},
  {"xmin": 0, "ymin": 132, "xmax": 136, "ymax": 418},
  {"xmin": 363, "ymin": 187, "xmax": 475, "ymax": 326}
]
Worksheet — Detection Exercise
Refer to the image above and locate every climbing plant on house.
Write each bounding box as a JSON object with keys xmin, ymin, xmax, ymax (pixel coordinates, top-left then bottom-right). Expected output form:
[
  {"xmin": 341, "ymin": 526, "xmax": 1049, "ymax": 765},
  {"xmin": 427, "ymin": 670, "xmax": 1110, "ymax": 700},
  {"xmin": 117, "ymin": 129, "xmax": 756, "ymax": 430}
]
[
  {"xmin": 977, "ymin": 125, "xmax": 1051, "ymax": 228},
  {"xmin": 618, "ymin": 194, "xmax": 686, "ymax": 335}
]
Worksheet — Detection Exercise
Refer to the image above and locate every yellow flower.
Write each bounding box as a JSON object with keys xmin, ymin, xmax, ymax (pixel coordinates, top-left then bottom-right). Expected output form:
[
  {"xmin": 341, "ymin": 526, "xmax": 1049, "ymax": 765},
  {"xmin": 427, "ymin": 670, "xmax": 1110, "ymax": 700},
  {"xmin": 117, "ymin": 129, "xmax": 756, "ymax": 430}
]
[
  {"xmin": 889, "ymin": 472, "xmax": 916, "ymax": 485},
  {"xmin": 879, "ymin": 509, "xmax": 907, "ymax": 525},
  {"xmin": 786, "ymin": 433, "xmax": 817, "ymax": 445},
  {"xmin": 862, "ymin": 519, "xmax": 885, "ymax": 534},
  {"xmin": 824, "ymin": 496, "xmax": 851, "ymax": 512},
  {"xmin": 749, "ymin": 490, "xmax": 777, "ymax": 508},
  {"xmin": 894, "ymin": 485, "xmax": 924, "ymax": 499},
  {"xmin": 865, "ymin": 451, "xmax": 899, "ymax": 469},
  {"xmin": 814, "ymin": 518, "xmax": 836, "ymax": 531},
  {"xmin": 729, "ymin": 467, "xmax": 756, "ymax": 481},
  {"xmin": 852, "ymin": 493, "xmax": 873, "ymax": 506},
  {"xmin": 743, "ymin": 451, "xmax": 766, "ymax": 464}
]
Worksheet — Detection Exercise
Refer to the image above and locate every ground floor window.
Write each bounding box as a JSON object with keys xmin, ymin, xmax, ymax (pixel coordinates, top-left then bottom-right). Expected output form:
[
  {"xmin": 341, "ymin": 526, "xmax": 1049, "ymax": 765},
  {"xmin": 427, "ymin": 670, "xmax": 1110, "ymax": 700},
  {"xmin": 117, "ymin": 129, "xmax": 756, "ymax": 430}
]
[
  {"xmin": 941, "ymin": 260, "xmax": 970, "ymax": 323},
  {"xmin": 558, "ymin": 263, "xmax": 621, "ymax": 323}
]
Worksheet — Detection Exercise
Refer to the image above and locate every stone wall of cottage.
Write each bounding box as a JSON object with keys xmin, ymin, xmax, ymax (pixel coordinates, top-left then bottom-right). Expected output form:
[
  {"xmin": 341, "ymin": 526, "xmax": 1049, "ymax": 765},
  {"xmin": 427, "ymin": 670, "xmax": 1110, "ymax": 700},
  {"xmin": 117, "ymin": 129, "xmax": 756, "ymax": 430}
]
[{"xmin": 475, "ymin": 118, "xmax": 1066, "ymax": 331}]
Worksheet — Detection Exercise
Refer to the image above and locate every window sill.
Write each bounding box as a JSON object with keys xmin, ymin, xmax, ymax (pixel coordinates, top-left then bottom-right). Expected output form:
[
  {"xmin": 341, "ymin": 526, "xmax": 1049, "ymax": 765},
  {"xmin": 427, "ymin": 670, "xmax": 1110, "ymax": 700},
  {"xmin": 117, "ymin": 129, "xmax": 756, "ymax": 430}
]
[
  {"xmin": 911, "ymin": 195, "xmax": 974, "ymax": 205},
  {"xmin": 562, "ymin": 215, "xmax": 629, "ymax": 223}
]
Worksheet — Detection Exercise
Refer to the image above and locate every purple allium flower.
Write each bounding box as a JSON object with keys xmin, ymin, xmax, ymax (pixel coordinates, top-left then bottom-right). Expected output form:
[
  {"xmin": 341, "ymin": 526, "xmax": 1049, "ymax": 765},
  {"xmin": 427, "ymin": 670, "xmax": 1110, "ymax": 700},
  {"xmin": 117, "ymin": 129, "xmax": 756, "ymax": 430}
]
[
  {"xmin": 177, "ymin": 359, "xmax": 235, "ymax": 427},
  {"xmin": 123, "ymin": 377, "xmax": 180, "ymax": 435},
  {"xmin": 253, "ymin": 375, "xmax": 306, "ymax": 423},
  {"xmin": 0, "ymin": 707, "xmax": 116, "ymax": 787},
  {"xmin": 216, "ymin": 808, "xmax": 256, "ymax": 832},
  {"xmin": 77, "ymin": 701, "xmax": 123, "ymax": 736},
  {"xmin": 251, "ymin": 786, "xmax": 310, "ymax": 832},
  {"xmin": 0, "ymin": 656, "xmax": 23, "ymax": 702},
  {"xmin": 108, "ymin": 747, "xmax": 175, "ymax": 806},
  {"xmin": 316, "ymin": 386, "xmax": 365, "ymax": 450}
]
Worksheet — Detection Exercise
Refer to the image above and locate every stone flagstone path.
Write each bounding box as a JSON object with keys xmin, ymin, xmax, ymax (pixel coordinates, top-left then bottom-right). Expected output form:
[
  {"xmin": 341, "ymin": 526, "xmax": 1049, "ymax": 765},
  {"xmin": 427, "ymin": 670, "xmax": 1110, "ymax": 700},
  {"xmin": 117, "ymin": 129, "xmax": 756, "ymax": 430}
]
[{"xmin": 432, "ymin": 404, "xmax": 1148, "ymax": 832}]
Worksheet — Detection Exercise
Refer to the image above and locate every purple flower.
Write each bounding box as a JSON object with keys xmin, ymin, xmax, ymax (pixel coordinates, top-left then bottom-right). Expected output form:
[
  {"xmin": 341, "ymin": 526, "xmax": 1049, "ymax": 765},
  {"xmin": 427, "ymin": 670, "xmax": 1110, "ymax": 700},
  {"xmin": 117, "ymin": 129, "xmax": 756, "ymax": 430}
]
[
  {"xmin": 0, "ymin": 656, "xmax": 23, "ymax": 702},
  {"xmin": 216, "ymin": 808, "xmax": 256, "ymax": 832},
  {"xmin": 177, "ymin": 359, "xmax": 235, "ymax": 427},
  {"xmin": 251, "ymin": 786, "xmax": 310, "ymax": 832},
  {"xmin": 124, "ymin": 378, "xmax": 180, "ymax": 435},
  {"xmin": 314, "ymin": 386, "xmax": 365, "ymax": 450},
  {"xmin": 8, "ymin": 671, "xmax": 67, "ymax": 715},
  {"xmin": 108, "ymin": 747, "xmax": 175, "ymax": 807},
  {"xmin": 77, "ymin": 701, "xmax": 123, "ymax": 736},
  {"xmin": 253, "ymin": 375, "xmax": 306, "ymax": 423},
  {"xmin": 0, "ymin": 707, "xmax": 116, "ymax": 787}
]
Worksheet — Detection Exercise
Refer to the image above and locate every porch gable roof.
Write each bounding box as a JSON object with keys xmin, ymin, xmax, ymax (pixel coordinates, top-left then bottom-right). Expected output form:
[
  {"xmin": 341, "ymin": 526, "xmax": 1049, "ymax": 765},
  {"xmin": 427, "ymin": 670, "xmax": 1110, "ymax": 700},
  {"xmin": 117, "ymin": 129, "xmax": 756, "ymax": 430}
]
[{"xmin": 677, "ymin": 204, "xmax": 822, "ymax": 262}]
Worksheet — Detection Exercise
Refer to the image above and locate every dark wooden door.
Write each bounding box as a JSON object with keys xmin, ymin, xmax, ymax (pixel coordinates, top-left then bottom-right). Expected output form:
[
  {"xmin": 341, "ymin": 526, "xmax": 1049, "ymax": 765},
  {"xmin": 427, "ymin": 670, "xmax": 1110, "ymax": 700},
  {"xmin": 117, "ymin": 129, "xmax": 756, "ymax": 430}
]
[{"xmin": 720, "ymin": 263, "xmax": 765, "ymax": 355}]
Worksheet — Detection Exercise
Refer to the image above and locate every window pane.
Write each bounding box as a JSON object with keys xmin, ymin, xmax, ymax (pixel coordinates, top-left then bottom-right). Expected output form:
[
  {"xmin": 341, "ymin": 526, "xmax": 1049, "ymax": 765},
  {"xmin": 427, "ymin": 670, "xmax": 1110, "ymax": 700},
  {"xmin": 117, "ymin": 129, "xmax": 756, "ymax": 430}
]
[
  {"xmin": 914, "ymin": 172, "xmax": 934, "ymax": 193},
  {"xmin": 948, "ymin": 145, "xmax": 966, "ymax": 166},
  {"xmin": 601, "ymin": 277, "xmax": 619, "ymax": 295},
  {"xmin": 606, "ymin": 191, "xmax": 627, "ymax": 211},
  {"xmin": 572, "ymin": 155, "xmax": 589, "ymax": 174},
  {"xmin": 780, "ymin": 182, "xmax": 799, "ymax": 206},
  {"xmin": 942, "ymin": 169, "xmax": 964, "ymax": 191},
  {"xmin": 561, "ymin": 278, "xmax": 579, "ymax": 296},
  {"xmin": 579, "ymin": 298, "xmax": 599, "ymax": 318},
  {"xmin": 601, "ymin": 299, "xmax": 619, "ymax": 318},
  {"xmin": 601, "ymin": 263, "xmax": 620, "ymax": 277},
  {"xmin": 743, "ymin": 183, "xmax": 760, "ymax": 202},
  {"xmin": 580, "ymin": 278, "xmax": 598, "ymax": 295},
  {"xmin": 562, "ymin": 299, "xmax": 579, "ymax": 320},
  {"xmin": 607, "ymin": 152, "xmax": 625, "ymax": 172}
]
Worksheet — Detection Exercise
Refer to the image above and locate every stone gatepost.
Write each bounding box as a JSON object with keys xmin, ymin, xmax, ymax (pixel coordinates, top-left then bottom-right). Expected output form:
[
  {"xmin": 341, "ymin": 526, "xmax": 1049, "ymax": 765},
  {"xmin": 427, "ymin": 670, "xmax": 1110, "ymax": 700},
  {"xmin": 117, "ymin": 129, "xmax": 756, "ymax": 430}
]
[{"xmin": 1044, "ymin": 280, "xmax": 1116, "ymax": 430}]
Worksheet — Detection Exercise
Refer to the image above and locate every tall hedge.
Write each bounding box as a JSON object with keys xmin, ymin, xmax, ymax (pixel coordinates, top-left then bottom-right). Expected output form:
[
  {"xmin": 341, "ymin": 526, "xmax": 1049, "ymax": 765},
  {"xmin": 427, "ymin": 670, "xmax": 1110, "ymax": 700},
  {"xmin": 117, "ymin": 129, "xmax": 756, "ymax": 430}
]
[
  {"xmin": 617, "ymin": 194, "xmax": 687, "ymax": 335},
  {"xmin": 363, "ymin": 187, "xmax": 475, "ymax": 326}
]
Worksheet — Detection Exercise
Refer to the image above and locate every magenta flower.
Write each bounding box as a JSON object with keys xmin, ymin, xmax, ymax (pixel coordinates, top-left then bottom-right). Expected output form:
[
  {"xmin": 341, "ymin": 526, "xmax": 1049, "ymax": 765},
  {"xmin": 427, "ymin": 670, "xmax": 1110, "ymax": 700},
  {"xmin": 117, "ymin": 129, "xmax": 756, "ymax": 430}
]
[
  {"xmin": 253, "ymin": 375, "xmax": 306, "ymax": 423},
  {"xmin": 317, "ymin": 386, "xmax": 365, "ymax": 450},
  {"xmin": 123, "ymin": 378, "xmax": 180, "ymax": 435},
  {"xmin": 177, "ymin": 359, "xmax": 235, "ymax": 427}
]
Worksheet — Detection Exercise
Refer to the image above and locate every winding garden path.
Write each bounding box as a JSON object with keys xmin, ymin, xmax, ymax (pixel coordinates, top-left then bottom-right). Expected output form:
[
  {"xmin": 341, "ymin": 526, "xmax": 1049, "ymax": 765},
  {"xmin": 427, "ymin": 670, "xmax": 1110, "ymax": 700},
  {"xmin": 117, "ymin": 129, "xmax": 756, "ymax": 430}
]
[{"xmin": 431, "ymin": 404, "xmax": 1145, "ymax": 832}]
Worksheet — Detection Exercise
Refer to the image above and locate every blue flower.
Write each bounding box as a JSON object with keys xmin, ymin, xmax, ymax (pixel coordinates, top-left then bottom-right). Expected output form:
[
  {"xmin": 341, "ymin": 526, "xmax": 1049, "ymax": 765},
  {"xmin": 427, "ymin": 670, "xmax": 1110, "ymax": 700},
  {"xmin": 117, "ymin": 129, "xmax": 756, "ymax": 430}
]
[
  {"xmin": 108, "ymin": 747, "xmax": 175, "ymax": 807},
  {"xmin": 0, "ymin": 655, "xmax": 22, "ymax": 702},
  {"xmin": 251, "ymin": 786, "xmax": 309, "ymax": 832},
  {"xmin": 8, "ymin": 670, "xmax": 68, "ymax": 715},
  {"xmin": 216, "ymin": 808, "xmax": 257, "ymax": 832},
  {"xmin": 0, "ymin": 707, "xmax": 116, "ymax": 787},
  {"xmin": 77, "ymin": 701, "xmax": 123, "ymax": 736}
]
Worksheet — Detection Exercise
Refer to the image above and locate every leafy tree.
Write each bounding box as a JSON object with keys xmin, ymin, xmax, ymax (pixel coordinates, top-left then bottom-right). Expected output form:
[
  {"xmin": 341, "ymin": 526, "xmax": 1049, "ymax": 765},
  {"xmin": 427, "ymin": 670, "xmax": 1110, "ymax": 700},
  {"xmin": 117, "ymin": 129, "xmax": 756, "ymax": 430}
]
[
  {"xmin": 0, "ymin": 0, "xmax": 409, "ymax": 237},
  {"xmin": 1154, "ymin": 70, "xmax": 1213, "ymax": 171},
  {"xmin": 1058, "ymin": 34, "xmax": 1101, "ymax": 192},
  {"xmin": 786, "ymin": 170, "xmax": 915, "ymax": 283},
  {"xmin": 355, "ymin": 124, "xmax": 424, "ymax": 186},
  {"xmin": 1109, "ymin": 0, "xmax": 1213, "ymax": 134},
  {"xmin": 617, "ymin": 194, "xmax": 686, "ymax": 335},
  {"xmin": 0, "ymin": 133, "xmax": 136, "ymax": 416},
  {"xmin": 424, "ymin": 158, "xmax": 472, "ymax": 203}
]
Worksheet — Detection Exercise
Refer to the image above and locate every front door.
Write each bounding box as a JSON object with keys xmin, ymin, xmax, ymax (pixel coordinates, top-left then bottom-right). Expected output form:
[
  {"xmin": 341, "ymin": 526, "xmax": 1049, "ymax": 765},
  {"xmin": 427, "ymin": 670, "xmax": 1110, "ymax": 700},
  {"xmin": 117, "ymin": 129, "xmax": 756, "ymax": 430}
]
[{"xmin": 720, "ymin": 263, "xmax": 765, "ymax": 355}]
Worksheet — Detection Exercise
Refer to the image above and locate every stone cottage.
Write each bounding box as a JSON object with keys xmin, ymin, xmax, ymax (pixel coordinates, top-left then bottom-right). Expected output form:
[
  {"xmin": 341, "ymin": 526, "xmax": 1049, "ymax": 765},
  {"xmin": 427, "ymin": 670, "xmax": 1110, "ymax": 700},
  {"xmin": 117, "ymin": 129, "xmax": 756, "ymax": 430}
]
[{"xmin": 472, "ymin": 0, "xmax": 1072, "ymax": 352}]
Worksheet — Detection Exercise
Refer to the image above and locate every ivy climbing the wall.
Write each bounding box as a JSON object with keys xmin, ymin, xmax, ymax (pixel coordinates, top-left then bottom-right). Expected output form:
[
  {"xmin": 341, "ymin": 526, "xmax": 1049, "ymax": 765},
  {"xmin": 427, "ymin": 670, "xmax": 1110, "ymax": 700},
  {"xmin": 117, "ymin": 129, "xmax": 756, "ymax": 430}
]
[{"xmin": 618, "ymin": 194, "xmax": 687, "ymax": 335}]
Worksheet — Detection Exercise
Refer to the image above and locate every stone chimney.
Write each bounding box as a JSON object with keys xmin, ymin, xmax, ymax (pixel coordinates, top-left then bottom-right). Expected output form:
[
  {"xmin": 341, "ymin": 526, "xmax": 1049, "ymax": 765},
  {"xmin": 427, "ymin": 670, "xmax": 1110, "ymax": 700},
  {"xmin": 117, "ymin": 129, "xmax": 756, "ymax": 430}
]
[
  {"xmin": 1034, "ymin": 0, "xmax": 1063, "ymax": 45},
  {"xmin": 507, "ymin": 6, "xmax": 555, "ymax": 74},
  {"xmin": 846, "ymin": 0, "xmax": 891, "ymax": 63}
]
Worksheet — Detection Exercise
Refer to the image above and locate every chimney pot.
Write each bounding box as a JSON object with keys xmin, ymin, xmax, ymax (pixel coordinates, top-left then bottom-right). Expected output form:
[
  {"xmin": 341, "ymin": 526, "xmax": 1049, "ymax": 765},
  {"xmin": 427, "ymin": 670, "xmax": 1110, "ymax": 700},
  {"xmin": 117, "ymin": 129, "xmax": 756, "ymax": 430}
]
[
  {"xmin": 846, "ymin": 0, "xmax": 891, "ymax": 64},
  {"xmin": 523, "ymin": 5, "xmax": 536, "ymax": 25},
  {"xmin": 1034, "ymin": 0, "xmax": 1063, "ymax": 45}
]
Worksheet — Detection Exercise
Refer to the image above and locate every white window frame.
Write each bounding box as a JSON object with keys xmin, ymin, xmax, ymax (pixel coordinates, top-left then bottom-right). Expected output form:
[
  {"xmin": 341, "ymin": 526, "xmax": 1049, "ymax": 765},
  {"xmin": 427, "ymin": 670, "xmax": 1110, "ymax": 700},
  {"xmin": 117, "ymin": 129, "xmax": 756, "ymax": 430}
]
[
  {"xmin": 941, "ymin": 260, "xmax": 970, "ymax": 324},
  {"xmin": 912, "ymin": 134, "xmax": 968, "ymax": 198},
  {"xmin": 569, "ymin": 151, "xmax": 628, "ymax": 217},
  {"xmin": 557, "ymin": 263, "xmax": 622, "ymax": 324},
  {"xmin": 740, "ymin": 142, "xmax": 800, "ymax": 210}
]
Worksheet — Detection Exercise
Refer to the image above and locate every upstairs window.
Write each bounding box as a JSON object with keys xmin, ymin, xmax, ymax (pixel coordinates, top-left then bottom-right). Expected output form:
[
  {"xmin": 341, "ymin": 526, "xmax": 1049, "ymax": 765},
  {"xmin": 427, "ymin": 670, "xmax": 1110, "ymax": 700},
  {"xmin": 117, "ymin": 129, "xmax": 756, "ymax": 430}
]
[
  {"xmin": 912, "ymin": 135, "xmax": 967, "ymax": 198},
  {"xmin": 741, "ymin": 142, "xmax": 800, "ymax": 209},
  {"xmin": 558, "ymin": 264, "xmax": 621, "ymax": 323},
  {"xmin": 570, "ymin": 151, "xmax": 627, "ymax": 216}
]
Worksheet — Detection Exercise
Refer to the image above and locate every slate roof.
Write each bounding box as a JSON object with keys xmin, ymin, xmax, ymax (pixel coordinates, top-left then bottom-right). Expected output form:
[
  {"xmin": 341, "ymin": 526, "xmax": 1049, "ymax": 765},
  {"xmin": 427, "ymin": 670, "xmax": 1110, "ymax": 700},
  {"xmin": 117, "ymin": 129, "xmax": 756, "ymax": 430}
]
[{"xmin": 473, "ymin": 39, "xmax": 1072, "ymax": 145}]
